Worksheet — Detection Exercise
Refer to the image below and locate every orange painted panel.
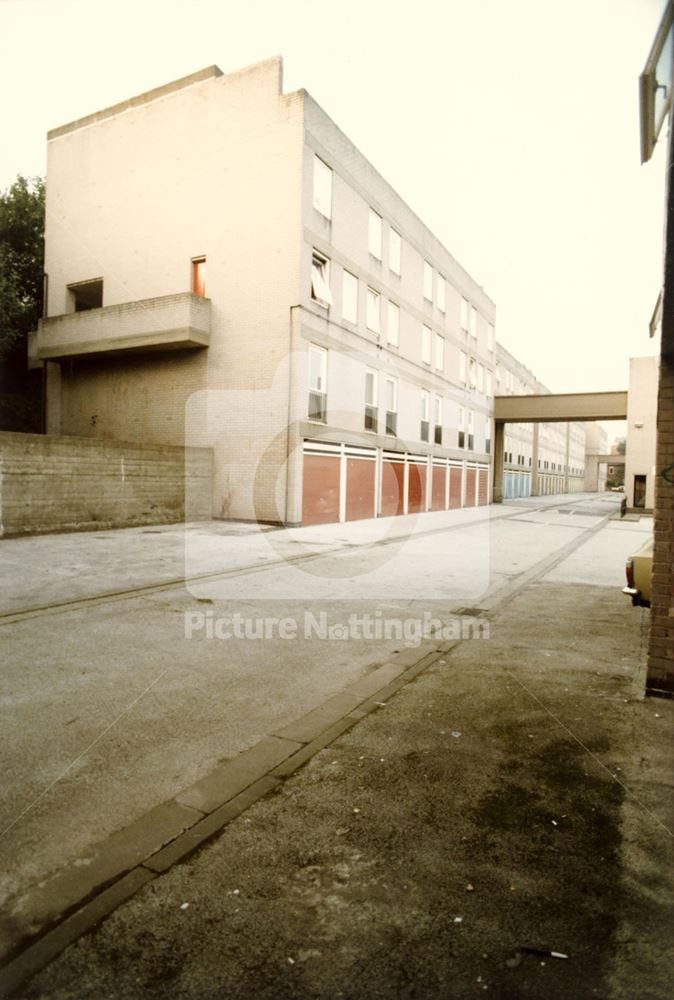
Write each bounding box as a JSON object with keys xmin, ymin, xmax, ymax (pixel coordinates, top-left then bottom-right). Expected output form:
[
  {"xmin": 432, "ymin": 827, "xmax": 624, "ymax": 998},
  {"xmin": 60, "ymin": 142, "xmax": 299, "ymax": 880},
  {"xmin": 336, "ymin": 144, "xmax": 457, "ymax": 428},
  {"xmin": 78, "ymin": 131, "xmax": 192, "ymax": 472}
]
[
  {"xmin": 465, "ymin": 468, "xmax": 477, "ymax": 507},
  {"xmin": 345, "ymin": 458, "xmax": 376, "ymax": 522},
  {"xmin": 302, "ymin": 454, "xmax": 340, "ymax": 525},
  {"xmin": 408, "ymin": 462, "xmax": 426, "ymax": 514},
  {"xmin": 449, "ymin": 467, "xmax": 462, "ymax": 509},
  {"xmin": 477, "ymin": 469, "xmax": 489, "ymax": 506},
  {"xmin": 431, "ymin": 466, "xmax": 447, "ymax": 511},
  {"xmin": 381, "ymin": 461, "xmax": 405, "ymax": 516}
]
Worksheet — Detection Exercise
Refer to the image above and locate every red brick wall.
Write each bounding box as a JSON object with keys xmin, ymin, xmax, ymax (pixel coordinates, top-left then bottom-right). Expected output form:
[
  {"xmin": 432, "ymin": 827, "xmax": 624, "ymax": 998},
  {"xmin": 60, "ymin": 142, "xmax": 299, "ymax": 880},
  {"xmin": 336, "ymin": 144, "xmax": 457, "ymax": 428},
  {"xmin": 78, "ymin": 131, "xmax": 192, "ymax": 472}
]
[{"xmin": 647, "ymin": 355, "xmax": 674, "ymax": 696}]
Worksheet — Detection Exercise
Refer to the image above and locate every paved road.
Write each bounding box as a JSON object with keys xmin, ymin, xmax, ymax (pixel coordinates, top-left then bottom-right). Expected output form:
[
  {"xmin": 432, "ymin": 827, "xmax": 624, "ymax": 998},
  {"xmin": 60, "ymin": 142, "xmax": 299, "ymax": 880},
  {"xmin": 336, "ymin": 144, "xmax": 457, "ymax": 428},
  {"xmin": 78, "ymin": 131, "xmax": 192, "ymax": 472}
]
[
  {"xmin": 0, "ymin": 494, "xmax": 650, "ymax": 958},
  {"xmin": 5, "ymin": 496, "xmax": 670, "ymax": 1000}
]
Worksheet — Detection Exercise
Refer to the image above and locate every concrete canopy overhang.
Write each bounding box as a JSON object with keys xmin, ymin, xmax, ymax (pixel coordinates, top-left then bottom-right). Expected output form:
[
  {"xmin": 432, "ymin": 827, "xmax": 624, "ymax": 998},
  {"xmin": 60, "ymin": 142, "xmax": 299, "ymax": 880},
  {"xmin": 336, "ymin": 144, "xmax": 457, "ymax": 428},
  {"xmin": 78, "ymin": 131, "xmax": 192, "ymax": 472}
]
[{"xmin": 493, "ymin": 391, "xmax": 628, "ymax": 424}]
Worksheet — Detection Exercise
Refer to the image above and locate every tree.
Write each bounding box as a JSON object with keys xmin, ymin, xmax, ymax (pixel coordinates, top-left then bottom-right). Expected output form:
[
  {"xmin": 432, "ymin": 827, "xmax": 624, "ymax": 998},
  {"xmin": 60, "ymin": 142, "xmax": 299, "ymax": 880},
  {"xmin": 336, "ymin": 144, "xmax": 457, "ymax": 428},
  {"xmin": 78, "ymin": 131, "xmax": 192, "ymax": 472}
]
[{"xmin": 0, "ymin": 175, "xmax": 45, "ymax": 431}]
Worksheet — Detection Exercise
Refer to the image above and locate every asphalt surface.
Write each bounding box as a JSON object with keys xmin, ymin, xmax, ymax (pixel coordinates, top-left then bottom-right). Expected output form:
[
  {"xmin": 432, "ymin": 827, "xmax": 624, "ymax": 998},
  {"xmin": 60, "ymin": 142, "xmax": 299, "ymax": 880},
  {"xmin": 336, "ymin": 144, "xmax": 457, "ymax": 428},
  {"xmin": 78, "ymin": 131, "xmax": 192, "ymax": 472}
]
[{"xmin": 2, "ymin": 494, "xmax": 671, "ymax": 999}]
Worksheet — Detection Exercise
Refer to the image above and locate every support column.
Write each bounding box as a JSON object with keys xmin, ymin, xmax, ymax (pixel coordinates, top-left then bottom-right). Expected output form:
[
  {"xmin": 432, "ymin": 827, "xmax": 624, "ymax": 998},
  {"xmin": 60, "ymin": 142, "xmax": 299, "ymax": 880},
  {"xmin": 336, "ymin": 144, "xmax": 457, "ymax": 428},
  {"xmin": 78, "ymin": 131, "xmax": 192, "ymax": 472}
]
[
  {"xmin": 531, "ymin": 423, "xmax": 540, "ymax": 497},
  {"xmin": 563, "ymin": 423, "xmax": 570, "ymax": 494},
  {"xmin": 492, "ymin": 420, "xmax": 504, "ymax": 503}
]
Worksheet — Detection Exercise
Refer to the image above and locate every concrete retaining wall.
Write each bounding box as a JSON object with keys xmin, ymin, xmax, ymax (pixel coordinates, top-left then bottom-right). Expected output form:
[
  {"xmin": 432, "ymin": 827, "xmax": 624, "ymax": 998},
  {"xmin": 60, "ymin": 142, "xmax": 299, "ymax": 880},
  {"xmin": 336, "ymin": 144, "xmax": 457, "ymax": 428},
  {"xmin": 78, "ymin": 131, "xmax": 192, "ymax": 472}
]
[{"xmin": 0, "ymin": 432, "xmax": 213, "ymax": 536}]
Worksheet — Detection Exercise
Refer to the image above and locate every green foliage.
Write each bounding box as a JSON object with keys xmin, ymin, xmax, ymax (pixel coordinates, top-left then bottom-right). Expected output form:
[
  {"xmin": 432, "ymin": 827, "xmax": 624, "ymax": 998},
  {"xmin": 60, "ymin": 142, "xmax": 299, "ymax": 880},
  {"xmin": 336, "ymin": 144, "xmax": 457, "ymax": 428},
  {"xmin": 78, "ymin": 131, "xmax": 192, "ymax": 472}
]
[{"xmin": 0, "ymin": 175, "xmax": 45, "ymax": 358}]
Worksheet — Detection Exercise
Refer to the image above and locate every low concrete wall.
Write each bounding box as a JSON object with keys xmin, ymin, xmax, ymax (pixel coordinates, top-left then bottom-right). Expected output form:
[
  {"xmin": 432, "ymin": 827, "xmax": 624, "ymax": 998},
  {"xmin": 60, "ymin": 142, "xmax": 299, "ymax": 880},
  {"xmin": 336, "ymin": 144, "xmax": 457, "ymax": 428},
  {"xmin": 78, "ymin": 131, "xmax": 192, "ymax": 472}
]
[{"xmin": 0, "ymin": 432, "xmax": 213, "ymax": 536}]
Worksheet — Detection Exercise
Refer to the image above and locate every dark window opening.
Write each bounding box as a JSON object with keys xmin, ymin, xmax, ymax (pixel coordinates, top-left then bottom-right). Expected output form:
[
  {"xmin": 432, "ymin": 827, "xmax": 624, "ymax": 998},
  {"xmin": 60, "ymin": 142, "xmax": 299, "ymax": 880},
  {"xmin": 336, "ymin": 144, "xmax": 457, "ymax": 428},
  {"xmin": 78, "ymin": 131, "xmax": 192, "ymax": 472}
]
[
  {"xmin": 364, "ymin": 404, "xmax": 378, "ymax": 432},
  {"xmin": 68, "ymin": 278, "xmax": 103, "ymax": 312},
  {"xmin": 420, "ymin": 420, "xmax": 429, "ymax": 443}
]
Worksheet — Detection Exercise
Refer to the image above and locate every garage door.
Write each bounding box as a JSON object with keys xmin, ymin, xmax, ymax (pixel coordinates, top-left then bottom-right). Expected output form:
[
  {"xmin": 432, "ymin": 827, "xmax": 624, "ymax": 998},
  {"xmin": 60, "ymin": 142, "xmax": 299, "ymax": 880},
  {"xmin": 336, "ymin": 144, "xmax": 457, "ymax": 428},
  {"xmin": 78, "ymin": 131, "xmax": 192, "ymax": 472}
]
[
  {"xmin": 431, "ymin": 464, "xmax": 447, "ymax": 511},
  {"xmin": 302, "ymin": 453, "xmax": 340, "ymax": 525},
  {"xmin": 345, "ymin": 456, "xmax": 376, "ymax": 521},
  {"xmin": 408, "ymin": 461, "xmax": 427, "ymax": 513},
  {"xmin": 449, "ymin": 466, "xmax": 462, "ymax": 509},
  {"xmin": 465, "ymin": 467, "xmax": 477, "ymax": 507},
  {"xmin": 477, "ymin": 468, "xmax": 489, "ymax": 506},
  {"xmin": 381, "ymin": 458, "xmax": 405, "ymax": 516}
]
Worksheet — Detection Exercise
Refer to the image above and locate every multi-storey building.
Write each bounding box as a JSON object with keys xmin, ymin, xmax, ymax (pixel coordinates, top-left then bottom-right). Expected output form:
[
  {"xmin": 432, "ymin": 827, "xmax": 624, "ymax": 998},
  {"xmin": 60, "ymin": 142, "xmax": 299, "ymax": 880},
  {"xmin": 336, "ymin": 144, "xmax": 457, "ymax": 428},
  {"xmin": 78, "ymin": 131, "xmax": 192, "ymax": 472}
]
[{"xmin": 34, "ymin": 57, "xmax": 584, "ymax": 526}]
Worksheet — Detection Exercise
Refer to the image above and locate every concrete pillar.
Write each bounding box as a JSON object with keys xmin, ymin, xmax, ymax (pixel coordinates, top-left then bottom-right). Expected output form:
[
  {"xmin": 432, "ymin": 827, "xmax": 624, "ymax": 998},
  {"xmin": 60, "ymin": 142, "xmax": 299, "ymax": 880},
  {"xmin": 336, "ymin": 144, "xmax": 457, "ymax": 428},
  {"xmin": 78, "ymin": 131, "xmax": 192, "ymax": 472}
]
[
  {"xmin": 492, "ymin": 420, "xmax": 504, "ymax": 502},
  {"xmin": 531, "ymin": 423, "xmax": 540, "ymax": 496},
  {"xmin": 563, "ymin": 423, "xmax": 570, "ymax": 493}
]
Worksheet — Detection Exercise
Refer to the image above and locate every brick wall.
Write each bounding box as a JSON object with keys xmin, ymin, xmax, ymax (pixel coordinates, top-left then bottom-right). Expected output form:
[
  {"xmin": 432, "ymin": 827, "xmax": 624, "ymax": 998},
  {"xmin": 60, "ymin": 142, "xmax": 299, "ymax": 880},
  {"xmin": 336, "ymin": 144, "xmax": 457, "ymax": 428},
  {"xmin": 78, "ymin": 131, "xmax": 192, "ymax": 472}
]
[
  {"xmin": 647, "ymin": 355, "xmax": 674, "ymax": 696},
  {"xmin": 0, "ymin": 432, "xmax": 212, "ymax": 536}
]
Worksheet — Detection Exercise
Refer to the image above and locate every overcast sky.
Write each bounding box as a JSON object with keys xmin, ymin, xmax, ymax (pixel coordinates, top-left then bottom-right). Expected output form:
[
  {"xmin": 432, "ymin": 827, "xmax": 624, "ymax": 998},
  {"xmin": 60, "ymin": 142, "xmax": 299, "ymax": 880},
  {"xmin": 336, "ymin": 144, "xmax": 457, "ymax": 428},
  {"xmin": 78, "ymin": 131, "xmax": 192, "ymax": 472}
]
[{"xmin": 0, "ymin": 0, "xmax": 668, "ymax": 427}]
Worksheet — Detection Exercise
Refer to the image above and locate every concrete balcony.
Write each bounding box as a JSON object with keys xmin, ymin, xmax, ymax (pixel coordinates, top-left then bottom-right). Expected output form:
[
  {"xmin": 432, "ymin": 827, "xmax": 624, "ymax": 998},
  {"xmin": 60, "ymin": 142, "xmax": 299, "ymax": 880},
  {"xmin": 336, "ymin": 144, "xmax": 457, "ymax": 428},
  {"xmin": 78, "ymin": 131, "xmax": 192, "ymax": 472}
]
[{"xmin": 36, "ymin": 292, "xmax": 211, "ymax": 361}]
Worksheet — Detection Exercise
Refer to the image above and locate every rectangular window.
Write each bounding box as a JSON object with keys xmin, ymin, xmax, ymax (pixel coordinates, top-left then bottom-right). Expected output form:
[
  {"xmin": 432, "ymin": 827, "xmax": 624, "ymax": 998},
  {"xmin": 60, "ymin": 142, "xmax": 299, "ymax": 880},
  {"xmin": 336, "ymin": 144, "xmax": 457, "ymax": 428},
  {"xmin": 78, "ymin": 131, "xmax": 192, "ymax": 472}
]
[
  {"xmin": 68, "ymin": 277, "xmax": 103, "ymax": 312},
  {"xmin": 467, "ymin": 409, "xmax": 474, "ymax": 451},
  {"xmin": 308, "ymin": 345, "xmax": 327, "ymax": 422},
  {"xmin": 423, "ymin": 260, "xmax": 433, "ymax": 301},
  {"xmin": 469, "ymin": 306, "xmax": 477, "ymax": 339},
  {"xmin": 435, "ymin": 334, "xmax": 444, "ymax": 372},
  {"xmin": 422, "ymin": 324, "xmax": 432, "ymax": 365},
  {"xmin": 342, "ymin": 270, "xmax": 358, "ymax": 324},
  {"xmin": 477, "ymin": 364, "xmax": 485, "ymax": 393},
  {"xmin": 469, "ymin": 357, "xmax": 476, "ymax": 388},
  {"xmin": 487, "ymin": 322, "xmax": 495, "ymax": 352},
  {"xmin": 433, "ymin": 395, "xmax": 443, "ymax": 445},
  {"xmin": 365, "ymin": 368, "xmax": 378, "ymax": 431},
  {"xmin": 387, "ymin": 301, "xmax": 399, "ymax": 346},
  {"xmin": 437, "ymin": 274, "xmax": 446, "ymax": 312},
  {"xmin": 485, "ymin": 435, "xmax": 491, "ymax": 455},
  {"xmin": 311, "ymin": 250, "xmax": 333, "ymax": 306},
  {"xmin": 420, "ymin": 389, "xmax": 430, "ymax": 442},
  {"xmin": 460, "ymin": 351, "xmax": 467, "ymax": 384},
  {"xmin": 313, "ymin": 155, "xmax": 332, "ymax": 219},
  {"xmin": 369, "ymin": 208, "xmax": 383, "ymax": 259},
  {"xmin": 366, "ymin": 287, "xmax": 381, "ymax": 332},
  {"xmin": 385, "ymin": 376, "xmax": 397, "ymax": 435},
  {"xmin": 389, "ymin": 228, "xmax": 401, "ymax": 274},
  {"xmin": 191, "ymin": 258, "xmax": 206, "ymax": 297},
  {"xmin": 458, "ymin": 406, "xmax": 465, "ymax": 449},
  {"xmin": 461, "ymin": 297, "xmax": 469, "ymax": 332},
  {"xmin": 486, "ymin": 370, "xmax": 493, "ymax": 397}
]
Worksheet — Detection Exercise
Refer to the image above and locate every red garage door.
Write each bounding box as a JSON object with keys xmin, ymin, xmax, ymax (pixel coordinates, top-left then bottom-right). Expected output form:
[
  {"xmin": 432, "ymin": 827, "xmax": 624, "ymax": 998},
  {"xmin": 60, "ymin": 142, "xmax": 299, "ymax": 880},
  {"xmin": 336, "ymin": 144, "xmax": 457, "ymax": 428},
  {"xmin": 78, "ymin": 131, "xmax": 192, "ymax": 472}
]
[
  {"xmin": 345, "ymin": 458, "xmax": 376, "ymax": 521},
  {"xmin": 408, "ymin": 462, "xmax": 427, "ymax": 513},
  {"xmin": 431, "ymin": 465, "xmax": 447, "ymax": 511},
  {"xmin": 477, "ymin": 468, "xmax": 489, "ymax": 506},
  {"xmin": 449, "ymin": 466, "xmax": 462, "ymax": 509},
  {"xmin": 381, "ymin": 460, "xmax": 405, "ymax": 516},
  {"xmin": 465, "ymin": 467, "xmax": 477, "ymax": 507},
  {"xmin": 302, "ymin": 453, "xmax": 340, "ymax": 525}
]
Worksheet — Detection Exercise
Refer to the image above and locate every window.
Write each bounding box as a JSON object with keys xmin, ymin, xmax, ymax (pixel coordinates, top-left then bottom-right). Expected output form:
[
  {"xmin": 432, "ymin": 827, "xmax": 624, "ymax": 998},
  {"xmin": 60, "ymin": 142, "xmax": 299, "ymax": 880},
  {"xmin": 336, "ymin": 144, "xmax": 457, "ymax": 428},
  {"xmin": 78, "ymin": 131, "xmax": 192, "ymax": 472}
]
[
  {"xmin": 308, "ymin": 345, "xmax": 327, "ymax": 422},
  {"xmin": 420, "ymin": 389, "xmax": 430, "ymax": 442},
  {"xmin": 423, "ymin": 260, "xmax": 433, "ymax": 301},
  {"xmin": 342, "ymin": 270, "xmax": 358, "ymax": 324},
  {"xmin": 68, "ymin": 277, "xmax": 103, "ymax": 312},
  {"xmin": 458, "ymin": 407, "xmax": 465, "ymax": 449},
  {"xmin": 459, "ymin": 351, "xmax": 467, "ymax": 384},
  {"xmin": 191, "ymin": 258, "xmax": 206, "ymax": 297},
  {"xmin": 389, "ymin": 228, "xmax": 401, "ymax": 275},
  {"xmin": 477, "ymin": 363, "xmax": 485, "ymax": 393},
  {"xmin": 469, "ymin": 306, "xmax": 477, "ymax": 340},
  {"xmin": 461, "ymin": 297, "xmax": 469, "ymax": 332},
  {"xmin": 422, "ymin": 324, "xmax": 432, "ymax": 365},
  {"xmin": 387, "ymin": 301, "xmax": 399, "ymax": 346},
  {"xmin": 433, "ymin": 395, "xmax": 443, "ymax": 445},
  {"xmin": 467, "ymin": 410, "xmax": 474, "ymax": 451},
  {"xmin": 485, "ymin": 432, "xmax": 491, "ymax": 455},
  {"xmin": 369, "ymin": 208, "xmax": 382, "ymax": 259},
  {"xmin": 485, "ymin": 370, "xmax": 493, "ymax": 398},
  {"xmin": 311, "ymin": 250, "xmax": 333, "ymax": 306},
  {"xmin": 366, "ymin": 287, "xmax": 381, "ymax": 332},
  {"xmin": 435, "ymin": 334, "xmax": 444, "ymax": 372},
  {"xmin": 313, "ymin": 155, "xmax": 332, "ymax": 219},
  {"xmin": 437, "ymin": 274, "xmax": 446, "ymax": 312},
  {"xmin": 487, "ymin": 322, "xmax": 495, "ymax": 352},
  {"xmin": 469, "ymin": 357, "xmax": 476, "ymax": 388},
  {"xmin": 365, "ymin": 368, "xmax": 378, "ymax": 431},
  {"xmin": 385, "ymin": 376, "xmax": 397, "ymax": 436}
]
